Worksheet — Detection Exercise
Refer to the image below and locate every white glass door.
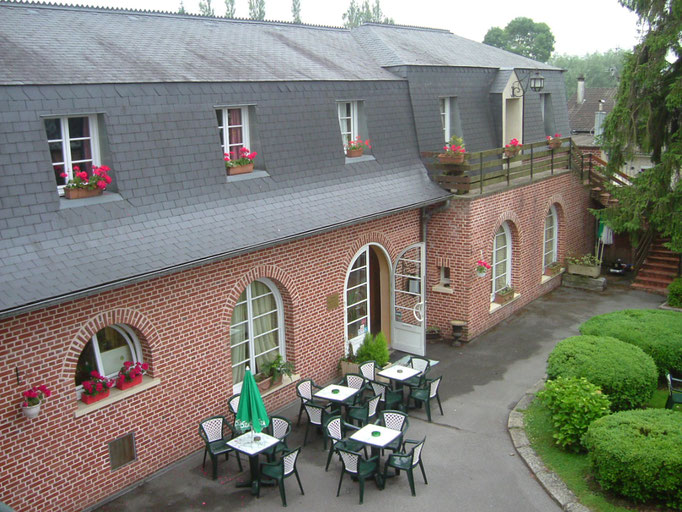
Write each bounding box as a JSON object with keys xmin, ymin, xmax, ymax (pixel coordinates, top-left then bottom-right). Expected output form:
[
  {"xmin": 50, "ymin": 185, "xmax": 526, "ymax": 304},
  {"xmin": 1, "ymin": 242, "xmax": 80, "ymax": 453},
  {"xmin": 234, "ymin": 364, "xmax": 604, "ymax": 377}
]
[{"xmin": 391, "ymin": 243, "xmax": 425, "ymax": 356}]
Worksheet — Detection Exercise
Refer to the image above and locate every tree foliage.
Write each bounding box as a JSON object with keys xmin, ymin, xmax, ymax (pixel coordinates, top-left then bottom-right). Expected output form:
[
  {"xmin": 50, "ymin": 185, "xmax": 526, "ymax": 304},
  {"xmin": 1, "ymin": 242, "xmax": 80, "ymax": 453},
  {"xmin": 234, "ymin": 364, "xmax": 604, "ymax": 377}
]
[
  {"xmin": 178, "ymin": 1, "xmax": 186, "ymax": 14},
  {"xmin": 248, "ymin": 0, "xmax": 265, "ymax": 20},
  {"xmin": 198, "ymin": 0, "xmax": 214, "ymax": 16},
  {"xmin": 224, "ymin": 0, "xmax": 235, "ymax": 18},
  {"xmin": 550, "ymin": 50, "xmax": 626, "ymax": 99},
  {"xmin": 483, "ymin": 17, "xmax": 555, "ymax": 62},
  {"xmin": 292, "ymin": 0, "xmax": 301, "ymax": 23},
  {"xmin": 597, "ymin": 0, "xmax": 682, "ymax": 252},
  {"xmin": 342, "ymin": 0, "xmax": 393, "ymax": 28}
]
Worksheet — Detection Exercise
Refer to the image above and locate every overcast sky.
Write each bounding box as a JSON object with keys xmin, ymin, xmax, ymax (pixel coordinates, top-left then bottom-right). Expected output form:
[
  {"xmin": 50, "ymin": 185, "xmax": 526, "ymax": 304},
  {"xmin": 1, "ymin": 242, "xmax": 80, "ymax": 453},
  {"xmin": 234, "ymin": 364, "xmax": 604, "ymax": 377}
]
[{"xmin": 51, "ymin": 0, "xmax": 642, "ymax": 56}]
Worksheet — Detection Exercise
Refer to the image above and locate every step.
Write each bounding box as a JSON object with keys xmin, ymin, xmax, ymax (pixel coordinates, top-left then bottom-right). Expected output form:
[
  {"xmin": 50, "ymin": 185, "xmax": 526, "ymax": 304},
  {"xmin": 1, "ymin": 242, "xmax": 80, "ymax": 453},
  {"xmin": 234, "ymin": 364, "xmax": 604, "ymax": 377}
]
[
  {"xmin": 638, "ymin": 268, "xmax": 678, "ymax": 279},
  {"xmin": 645, "ymin": 255, "xmax": 680, "ymax": 265},
  {"xmin": 633, "ymin": 276, "xmax": 674, "ymax": 289},
  {"xmin": 631, "ymin": 282, "xmax": 669, "ymax": 296}
]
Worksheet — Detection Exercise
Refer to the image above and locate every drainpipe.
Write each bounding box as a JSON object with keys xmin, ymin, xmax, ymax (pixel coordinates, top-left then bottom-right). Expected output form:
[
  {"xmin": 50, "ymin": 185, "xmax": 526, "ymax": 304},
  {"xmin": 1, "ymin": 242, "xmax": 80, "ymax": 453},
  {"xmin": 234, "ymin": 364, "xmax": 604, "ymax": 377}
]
[{"xmin": 421, "ymin": 199, "xmax": 452, "ymax": 330}]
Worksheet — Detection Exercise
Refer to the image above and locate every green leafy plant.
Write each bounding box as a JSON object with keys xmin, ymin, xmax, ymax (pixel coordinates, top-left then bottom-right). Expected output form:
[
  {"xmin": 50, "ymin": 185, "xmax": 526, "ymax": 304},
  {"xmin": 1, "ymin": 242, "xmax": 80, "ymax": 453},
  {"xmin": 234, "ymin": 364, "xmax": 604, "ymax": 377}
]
[
  {"xmin": 536, "ymin": 376, "xmax": 611, "ymax": 452},
  {"xmin": 583, "ymin": 409, "xmax": 682, "ymax": 509},
  {"xmin": 565, "ymin": 253, "xmax": 601, "ymax": 266},
  {"xmin": 426, "ymin": 326, "xmax": 441, "ymax": 335},
  {"xmin": 580, "ymin": 309, "xmax": 682, "ymax": 378},
  {"xmin": 355, "ymin": 331, "xmax": 389, "ymax": 367},
  {"xmin": 546, "ymin": 335, "xmax": 657, "ymax": 411},
  {"xmin": 668, "ymin": 277, "xmax": 682, "ymax": 308},
  {"xmin": 261, "ymin": 355, "xmax": 294, "ymax": 381},
  {"xmin": 497, "ymin": 286, "xmax": 514, "ymax": 295}
]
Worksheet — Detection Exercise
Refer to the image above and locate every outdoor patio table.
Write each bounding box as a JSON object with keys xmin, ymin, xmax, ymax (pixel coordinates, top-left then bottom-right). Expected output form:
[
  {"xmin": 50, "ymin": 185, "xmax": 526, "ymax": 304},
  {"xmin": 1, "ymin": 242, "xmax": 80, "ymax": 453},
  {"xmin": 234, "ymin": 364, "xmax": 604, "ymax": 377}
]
[
  {"xmin": 376, "ymin": 365, "xmax": 420, "ymax": 387},
  {"xmin": 350, "ymin": 423, "xmax": 402, "ymax": 484},
  {"xmin": 393, "ymin": 356, "xmax": 440, "ymax": 368},
  {"xmin": 226, "ymin": 431, "xmax": 280, "ymax": 496},
  {"xmin": 314, "ymin": 383, "xmax": 360, "ymax": 404}
]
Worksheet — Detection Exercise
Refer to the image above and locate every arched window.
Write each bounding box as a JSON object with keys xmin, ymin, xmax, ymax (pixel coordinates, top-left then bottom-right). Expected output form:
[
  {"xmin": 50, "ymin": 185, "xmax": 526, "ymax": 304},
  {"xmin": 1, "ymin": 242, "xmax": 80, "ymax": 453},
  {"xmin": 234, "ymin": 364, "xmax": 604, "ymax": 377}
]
[
  {"xmin": 492, "ymin": 223, "xmax": 512, "ymax": 300},
  {"xmin": 230, "ymin": 279, "xmax": 285, "ymax": 391},
  {"xmin": 543, "ymin": 205, "xmax": 558, "ymax": 269},
  {"xmin": 75, "ymin": 324, "xmax": 143, "ymax": 386},
  {"xmin": 345, "ymin": 248, "xmax": 370, "ymax": 350}
]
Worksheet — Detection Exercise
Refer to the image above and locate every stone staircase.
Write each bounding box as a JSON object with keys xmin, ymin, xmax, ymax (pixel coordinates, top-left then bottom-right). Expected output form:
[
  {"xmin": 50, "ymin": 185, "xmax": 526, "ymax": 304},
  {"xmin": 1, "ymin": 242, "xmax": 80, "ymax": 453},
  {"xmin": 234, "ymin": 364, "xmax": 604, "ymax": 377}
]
[{"xmin": 632, "ymin": 237, "xmax": 681, "ymax": 295}]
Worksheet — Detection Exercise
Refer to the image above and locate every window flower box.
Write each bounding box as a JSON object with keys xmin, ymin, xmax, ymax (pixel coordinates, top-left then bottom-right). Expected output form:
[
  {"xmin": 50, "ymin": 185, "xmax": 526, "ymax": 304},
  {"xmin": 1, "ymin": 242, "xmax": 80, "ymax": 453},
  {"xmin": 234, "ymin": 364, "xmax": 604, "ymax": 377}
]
[
  {"xmin": 345, "ymin": 136, "xmax": 371, "ymax": 158},
  {"xmin": 225, "ymin": 147, "xmax": 257, "ymax": 176},
  {"xmin": 438, "ymin": 153, "xmax": 465, "ymax": 165},
  {"xmin": 346, "ymin": 148, "xmax": 364, "ymax": 158},
  {"xmin": 116, "ymin": 373, "xmax": 143, "ymax": 391},
  {"xmin": 494, "ymin": 287, "xmax": 515, "ymax": 305},
  {"xmin": 544, "ymin": 262, "xmax": 562, "ymax": 276},
  {"xmin": 546, "ymin": 134, "xmax": 562, "ymax": 150},
  {"xmin": 567, "ymin": 263, "xmax": 601, "ymax": 278},
  {"xmin": 64, "ymin": 188, "xmax": 103, "ymax": 200},
  {"xmin": 226, "ymin": 163, "xmax": 254, "ymax": 176},
  {"xmin": 81, "ymin": 389, "xmax": 110, "ymax": 405}
]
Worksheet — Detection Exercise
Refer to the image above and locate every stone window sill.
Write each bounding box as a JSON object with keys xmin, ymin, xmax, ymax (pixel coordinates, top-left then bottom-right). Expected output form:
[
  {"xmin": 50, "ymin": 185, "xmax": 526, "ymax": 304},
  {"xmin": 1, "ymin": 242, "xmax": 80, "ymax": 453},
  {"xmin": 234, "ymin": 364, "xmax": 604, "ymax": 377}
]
[
  {"xmin": 260, "ymin": 373, "xmax": 301, "ymax": 398},
  {"xmin": 74, "ymin": 376, "xmax": 160, "ymax": 417},
  {"xmin": 541, "ymin": 268, "xmax": 564, "ymax": 284},
  {"xmin": 345, "ymin": 154, "xmax": 375, "ymax": 165},
  {"xmin": 59, "ymin": 192, "xmax": 124, "ymax": 209},
  {"xmin": 489, "ymin": 293, "xmax": 521, "ymax": 313},
  {"xmin": 226, "ymin": 170, "xmax": 270, "ymax": 183},
  {"xmin": 432, "ymin": 284, "xmax": 453, "ymax": 294}
]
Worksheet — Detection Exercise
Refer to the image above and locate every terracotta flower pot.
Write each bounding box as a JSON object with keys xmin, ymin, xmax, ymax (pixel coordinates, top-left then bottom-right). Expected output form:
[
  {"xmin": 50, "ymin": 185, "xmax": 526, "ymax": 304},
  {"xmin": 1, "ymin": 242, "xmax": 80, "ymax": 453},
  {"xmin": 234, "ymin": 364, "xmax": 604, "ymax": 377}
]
[
  {"xmin": 346, "ymin": 148, "xmax": 364, "ymax": 158},
  {"xmin": 438, "ymin": 153, "xmax": 465, "ymax": 165},
  {"xmin": 81, "ymin": 389, "xmax": 110, "ymax": 405},
  {"xmin": 547, "ymin": 139, "xmax": 562, "ymax": 150},
  {"xmin": 256, "ymin": 376, "xmax": 271, "ymax": 392},
  {"xmin": 64, "ymin": 188, "xmax": 103, "ymax": 200},
  {"xmin": 116, "ymin": 374, "xmax": 143, "ymax": 391},
  {"xmin": 227, "ymin": 163, "xmax": 254, "ymax": 176},
  {"xmin": 494, "ymin": 290, "xmax": 515, "ymax": 305},
  {"xmin": 504, "ymin": 147, "xmax": 520, "ymax": 158}
]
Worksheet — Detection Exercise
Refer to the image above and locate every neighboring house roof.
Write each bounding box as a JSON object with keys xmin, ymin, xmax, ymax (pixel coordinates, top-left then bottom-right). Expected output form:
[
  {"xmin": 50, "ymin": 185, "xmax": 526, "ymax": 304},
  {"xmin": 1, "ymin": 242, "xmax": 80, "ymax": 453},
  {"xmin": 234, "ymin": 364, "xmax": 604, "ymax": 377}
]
[
  {"xmin": 354, "ymin": 24, "xmax": 562, "ymax": 70},
  {"xmin": 568, "ymin": 87, "xmax": 617, "ymax": 133}
]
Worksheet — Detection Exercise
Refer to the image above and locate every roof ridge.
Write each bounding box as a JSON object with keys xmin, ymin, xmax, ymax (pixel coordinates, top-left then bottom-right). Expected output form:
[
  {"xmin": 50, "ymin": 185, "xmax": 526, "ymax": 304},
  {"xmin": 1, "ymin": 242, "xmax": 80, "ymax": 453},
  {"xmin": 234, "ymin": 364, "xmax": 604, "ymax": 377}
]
[
  {"xmin": 0, "ymin": 0, "xmax": 349, "ymax": 31},
  {"xmin": 359, "ymin": 22, "xmax": 451, "ymax": 34}
]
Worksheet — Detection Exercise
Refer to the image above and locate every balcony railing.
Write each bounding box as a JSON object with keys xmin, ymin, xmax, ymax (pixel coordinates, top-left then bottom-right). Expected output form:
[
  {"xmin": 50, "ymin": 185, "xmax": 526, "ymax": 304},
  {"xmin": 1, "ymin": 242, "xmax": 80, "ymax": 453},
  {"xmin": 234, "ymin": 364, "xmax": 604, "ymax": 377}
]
[{"xmin": 427, "ymin": 137, "xmax": 574, "ymax": 195}]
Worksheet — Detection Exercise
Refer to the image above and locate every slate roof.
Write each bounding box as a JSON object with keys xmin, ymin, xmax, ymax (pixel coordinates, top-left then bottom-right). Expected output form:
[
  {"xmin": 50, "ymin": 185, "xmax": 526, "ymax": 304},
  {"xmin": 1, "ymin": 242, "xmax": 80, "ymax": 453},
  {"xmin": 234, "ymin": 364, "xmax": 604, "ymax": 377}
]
[
  {"xmin": 568, "ymin": 87, "xmax": 617, "ymax": 132},
  {"xmin": 0, "ymin": 2, "xmax": 396, "ymax": 84},
  {"xmin": 354, "ymin": 24, "xmax": 563, "ymax": 71}
]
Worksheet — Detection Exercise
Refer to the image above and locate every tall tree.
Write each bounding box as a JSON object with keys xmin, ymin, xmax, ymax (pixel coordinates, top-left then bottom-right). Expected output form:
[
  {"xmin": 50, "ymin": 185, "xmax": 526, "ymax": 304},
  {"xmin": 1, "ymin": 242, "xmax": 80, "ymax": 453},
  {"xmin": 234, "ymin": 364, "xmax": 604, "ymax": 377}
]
[
  {"xmin": 249, "ymin": 0, "xmax": 265, "ymax": 20},
  {"xmin": 178, "ymin": 1, "xmax": 187, "ymax": 14},
  {"xmin": 198, "ymin": 0, "xmax": 214, "ymax": 16},
  {"xmin": 224, "ymin": 0, "xmax": 235, "ymax": 18},
  {"xmin": 342, "ymin": 0, "xmax": 393, "ymax": 28},
  {"xmin": 483, "ymin": 17, "xmax": 555, "ymax": 62},
  {"xmin": 596, "ymin": 0, "xmax": 682, "ymax": 251},
  {"xmin": 292, "ymin": 0, "xmax": 301, "ymax": 23},
  {"xmin": 550, "ymin": 50, "xmax": 626, "ymax": 99}
]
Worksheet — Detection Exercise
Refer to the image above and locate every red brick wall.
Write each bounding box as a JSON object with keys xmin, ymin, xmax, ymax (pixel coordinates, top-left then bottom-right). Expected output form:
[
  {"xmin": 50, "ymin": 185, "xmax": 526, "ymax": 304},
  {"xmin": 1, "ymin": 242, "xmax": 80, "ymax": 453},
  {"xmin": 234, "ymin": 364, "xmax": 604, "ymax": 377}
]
[
  {"xmin": 426, "ymin": 172, "xmax": 593, "ymax": 340},
  {"xmin": 0, "ymin": 211, "xmax": 421, "ymax": 512}
]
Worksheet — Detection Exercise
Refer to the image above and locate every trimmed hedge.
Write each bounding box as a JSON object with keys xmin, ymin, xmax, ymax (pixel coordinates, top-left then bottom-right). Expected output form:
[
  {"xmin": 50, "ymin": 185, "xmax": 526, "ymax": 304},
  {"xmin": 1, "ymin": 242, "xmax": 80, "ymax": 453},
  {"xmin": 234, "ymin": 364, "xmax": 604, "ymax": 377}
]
[
  {"xmin": 583, "ymin": 409, "xmax": 682, "ymax": 509},
  {"xmin": 580, "ymin": 309, "xmax": 682, "ymax": 377},
  {"xmin": 546, "ymin": 335, "xmax": 657, "ymax": 411},
  {"xmin": 669, "ymin": 277, "xmax": 682, "ymax": 308}
]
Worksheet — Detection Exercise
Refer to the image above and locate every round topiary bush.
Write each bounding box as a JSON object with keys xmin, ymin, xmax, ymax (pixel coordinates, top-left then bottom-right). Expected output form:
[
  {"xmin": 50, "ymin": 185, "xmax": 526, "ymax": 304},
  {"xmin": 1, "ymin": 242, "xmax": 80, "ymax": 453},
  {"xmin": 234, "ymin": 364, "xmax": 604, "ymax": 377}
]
[
  {"xmin": 546, "ymin": 335, "xmax": 657, "ymax": 411},
  {"xmin": 580, "ymin": 309, "xmax": 682, "ymax": 378},
  {"xmin": 583, "ymin": 409, "xmax": 682, "ymax": 509}
]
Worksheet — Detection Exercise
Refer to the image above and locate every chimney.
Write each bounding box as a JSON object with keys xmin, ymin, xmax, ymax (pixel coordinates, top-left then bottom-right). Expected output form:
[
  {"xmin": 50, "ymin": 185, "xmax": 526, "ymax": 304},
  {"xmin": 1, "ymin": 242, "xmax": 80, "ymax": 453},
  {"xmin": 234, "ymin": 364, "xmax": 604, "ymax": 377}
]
[
  {"xmin": 594, "ymin": 111, "xmax": 606, "ymax": 143},
  {"xmin": 577, "ymin": 75, "xmax": 585, "ymax": 104}
]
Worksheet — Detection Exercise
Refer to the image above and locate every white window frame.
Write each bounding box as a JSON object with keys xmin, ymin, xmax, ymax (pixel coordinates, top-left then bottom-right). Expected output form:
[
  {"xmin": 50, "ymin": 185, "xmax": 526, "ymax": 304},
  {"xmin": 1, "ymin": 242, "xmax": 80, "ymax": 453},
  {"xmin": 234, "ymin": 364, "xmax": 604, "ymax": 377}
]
[
  {"xmin": 337, "ymin": 101, "xmax": 359, "ymax": 147},
  {"xmin": 345, "ymin": 246, "xmax": 371, "ymax": 352},
  {"xmin": 492, "ymin": 223, "xmax": 512, "ymax": 301},
  {"xmin": 217, "ymin": 106, "xmax": 251, "ymax": 157},
  {"xmin": 440, "ymin": 98, "xmax": 451, "ymax": 142},
  {"xmin": 230, "ymin": 278, "xmax": 285, "ymax": 393},
  {"xmin": 439, "ymin": 266, "xmax": 451, "ymax": 288},
  {"xmin": 45, "ymin": 115, "xmax": 101, "ymax": 195},
  {"xmin": 76, "ymin": 324, "xmax": 143, "ymax": 392},
  {"xmin": 543, "ymin": 205, "xmax": 559, "ymax": 269}
]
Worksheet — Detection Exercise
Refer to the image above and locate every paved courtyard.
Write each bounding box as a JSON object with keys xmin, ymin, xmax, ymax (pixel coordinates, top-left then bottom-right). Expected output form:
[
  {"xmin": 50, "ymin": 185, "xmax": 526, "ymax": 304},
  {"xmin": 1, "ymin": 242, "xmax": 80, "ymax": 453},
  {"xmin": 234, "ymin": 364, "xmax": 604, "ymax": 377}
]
[{"xmin": 92, "ymin": 279, "xmax": 662, "ymax": 511}]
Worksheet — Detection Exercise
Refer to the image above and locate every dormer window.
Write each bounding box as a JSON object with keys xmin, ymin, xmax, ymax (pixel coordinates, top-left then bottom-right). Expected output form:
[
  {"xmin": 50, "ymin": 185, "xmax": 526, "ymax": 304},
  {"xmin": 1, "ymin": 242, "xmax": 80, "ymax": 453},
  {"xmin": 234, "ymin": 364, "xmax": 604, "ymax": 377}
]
[
  {"xmin": 337, "ymin": 101, "xmax": 358, "ymax": 146},
  {"xmin": 217, "ymin": 107, "xmax": 250, "ymax": 158},
  {"xmin": 44, "ymin": 115, "xmax": 101, "ymax": 194}
]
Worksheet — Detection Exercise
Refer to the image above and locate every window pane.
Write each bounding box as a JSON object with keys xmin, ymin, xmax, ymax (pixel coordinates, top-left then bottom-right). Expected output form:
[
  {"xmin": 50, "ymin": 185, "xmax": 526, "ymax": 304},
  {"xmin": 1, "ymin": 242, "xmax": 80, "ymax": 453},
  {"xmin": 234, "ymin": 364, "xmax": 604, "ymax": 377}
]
[
  {"xmin": 255, "ymin": 348, "xmax": 278, "ymax": 374},
  {"xmin": 68, "ymin": 116, "xmax": 90, "ymax": 139},
  {"xmin": 75, "ymin": 341, "xmax": 97, "ymax": 386},
  {"xmin": 347, "ymin": 268, "xmax": 366, "ymax": 289},
  {"xmin": 48, "ymin": 142, "xmax": 64, "ymax": 165},
  {"xmin": 109, "ymin": 433, "xmax": 136, "ymax": 471},
  {"xmin": 216, "ymin": 109, "xmax": 223, "ymax": 127},
  {"xmin": 227, "ymin": 108, "xmax": 242, "ymax": 126},
  {"xmin": 252, "ymin": 311, "xmax": 278, "ymax": 337},
  {"xmin": 53, "ymin": 165, "xmax": 66, "ymax": 186},
  {"xmin": 252, "ymin": 293, "xmax": 276, "ymax": 317},
  {"xmin": 228, "ymin": 127, "xmax": 243, "ymax": 146},
  {"xmin": 347, "ymin": 318, "xmax": 367, "ymax": 339},
  {"xmin": 251, "ymin": 281, "xmax": 271, "ymax": 297},
  {"xmin": 231, "ymin": 341, "xmax": 249, "ymax": 366},
  {"xmin": 96, "ymin": 327, "xmax": 134, "ymax": 377},
  {"xmin": 230, "ymin": 322, "xmax": 248, "ymax": 346},
  {"xmin": 70, "ymin": 139, "xmax": 93, "ymax": 162},
  {"xmin": 494, "ymin": 274, "xmax": 507, "ymax": 292},
  {"xmin": 44, "ymin": 118, "xmax": 62, "ymax": 140},
  {"xmin": 347, "ymin": 302, "xmax": 367, "ymax": 324},
  {"xmin": 352, "ymin": 252, "xmax": 366, "ymax": 269},
  {"xmin": 232, "ymin": 301, "xmax": 247, "ymax": 325},
  {"xmin": 346, "ymin": 285, "xmax": 367, "ymax": 306}
]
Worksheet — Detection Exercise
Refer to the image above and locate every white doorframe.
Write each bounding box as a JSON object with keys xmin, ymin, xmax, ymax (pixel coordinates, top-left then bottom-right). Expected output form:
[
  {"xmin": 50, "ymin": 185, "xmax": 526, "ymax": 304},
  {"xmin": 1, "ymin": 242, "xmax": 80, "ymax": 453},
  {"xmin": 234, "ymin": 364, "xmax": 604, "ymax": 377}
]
[{"xmin": 391, "ymin": 242, "xmax": 426, "ymax": 356}]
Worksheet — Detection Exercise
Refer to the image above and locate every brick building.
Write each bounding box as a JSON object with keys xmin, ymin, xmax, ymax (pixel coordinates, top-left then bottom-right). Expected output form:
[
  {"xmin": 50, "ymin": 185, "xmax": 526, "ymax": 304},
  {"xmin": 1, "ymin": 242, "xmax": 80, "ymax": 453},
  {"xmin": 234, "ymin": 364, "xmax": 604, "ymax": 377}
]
[{"xmin": 0, "ymin": 3, "xmax": 591, "ymax": 510}]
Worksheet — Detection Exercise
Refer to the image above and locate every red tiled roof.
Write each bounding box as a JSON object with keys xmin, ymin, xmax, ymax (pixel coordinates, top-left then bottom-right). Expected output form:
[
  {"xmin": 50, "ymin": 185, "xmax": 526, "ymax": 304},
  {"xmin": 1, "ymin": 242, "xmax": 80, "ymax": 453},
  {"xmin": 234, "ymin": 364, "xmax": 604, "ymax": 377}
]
[{"xmin": 568, "ymin": 87, "xmax": 617, "ymax": 132}]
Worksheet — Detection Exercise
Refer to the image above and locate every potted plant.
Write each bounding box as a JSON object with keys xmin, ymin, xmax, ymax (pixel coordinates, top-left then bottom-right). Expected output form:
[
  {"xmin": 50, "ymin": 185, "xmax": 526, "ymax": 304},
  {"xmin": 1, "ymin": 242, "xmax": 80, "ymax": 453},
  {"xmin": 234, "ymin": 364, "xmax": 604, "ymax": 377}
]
[
  {"xmin": 224, "ymin": 147, "xmax": 257, "ymax": 176},
  {"xmin": 20, "ymin": 384, "xmax": 51, "ymax": 419},
  {"xmin": 116, "ymin": 361, "xmax": 149, "ymax": 391},
  {"xmin": 475, "ymin": 259, "xmax": 491, "ymax": 277},
  {"xmin": 503, "ymin": 138, "xmax": 522, "ymax": 158},
  {"xmin": 345, "ymin": 136, "xmax": 371, "ymax": 158},
  {"xmin": 254, "ymin": 371, "xmax": 272, "ymax": 392},
  {"xmin": 544, "ymin": 261, "xmax": 562, "ymax": 276},
  {"xmin": 566, "ymin": 253, "xmax": 601, "ymax": 278},
  {"xmin": 494, "ymin": 286, "xmax": 515, "ymax": 305},
  {"xmin": 426, "ymin": 326, "xmax": 441, "ymax": 342},
  {"xmin": 60, "ymin": 165, "xmax": 112, "ymax": 199},
  {"xmin": 261, "ymin": 355, "xmax": 295, "ymax": 387},
  {"xmin": 438, "ymin": 135, "xmax": 467, "ymax": 165},
  {"xmin": 339, "ymin": 342, "xmax": 359, "ymax": 376},
  {"xmin": 546, "ymin": 133, "xmax": 562, "ymax": 150},
  {"xmin": 80, "ymin": 371, "xmax": 114, "ymax": 405},
  {"xmin": 355, "ymin": 331, "xmax": 390, "ymax": 367}
]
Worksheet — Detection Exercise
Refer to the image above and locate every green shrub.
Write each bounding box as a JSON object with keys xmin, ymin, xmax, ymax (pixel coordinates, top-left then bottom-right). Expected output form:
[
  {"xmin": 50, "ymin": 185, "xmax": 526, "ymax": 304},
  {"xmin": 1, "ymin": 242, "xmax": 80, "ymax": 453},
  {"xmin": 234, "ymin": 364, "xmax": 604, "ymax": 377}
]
[
  {"xmin": 536, "ymin": 376, "xmax": 611, "ymax": 452},
  {"xmin": 580, "ymin": 309, "xmax": 682, "ymax": 377},
  {"xmin": 669, "ymin": 277, "xmax": 682, "ymax": 308},
  {"xmin": 546, "ymin": 335, "xmax": 657, "ymax": 411},
  {"xmin": 583, "ymin": 409, "xmax": 682, "ymax": 509},
  {"xmin": 355, "ymin": 331, "xmax": 389, "ymax": 367}
]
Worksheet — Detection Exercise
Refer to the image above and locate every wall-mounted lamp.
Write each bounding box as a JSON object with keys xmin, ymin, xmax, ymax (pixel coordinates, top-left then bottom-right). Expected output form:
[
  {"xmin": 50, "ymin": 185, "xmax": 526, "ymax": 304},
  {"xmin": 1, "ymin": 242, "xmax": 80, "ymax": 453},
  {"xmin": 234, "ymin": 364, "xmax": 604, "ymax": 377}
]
[{"xmin": 510, "ymin": 70, "xmax": 545, "ymax": 97}]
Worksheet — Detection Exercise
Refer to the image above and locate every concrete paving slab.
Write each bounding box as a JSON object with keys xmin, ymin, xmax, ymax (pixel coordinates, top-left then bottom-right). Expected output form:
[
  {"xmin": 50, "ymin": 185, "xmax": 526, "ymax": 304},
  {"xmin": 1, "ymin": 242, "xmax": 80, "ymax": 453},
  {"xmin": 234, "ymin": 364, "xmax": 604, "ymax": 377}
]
[{"xmin": 91, "ymin": 281, "xmax": 661, "ymax": 512}]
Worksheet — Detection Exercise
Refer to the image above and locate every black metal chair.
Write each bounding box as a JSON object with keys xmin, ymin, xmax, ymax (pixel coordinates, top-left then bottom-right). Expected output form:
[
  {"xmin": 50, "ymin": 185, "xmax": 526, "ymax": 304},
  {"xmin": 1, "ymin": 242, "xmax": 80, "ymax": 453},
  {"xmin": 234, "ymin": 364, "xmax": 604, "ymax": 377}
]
[{"xmin": 198, "ymin": 415, "xmax": 243, "ymax": 480}]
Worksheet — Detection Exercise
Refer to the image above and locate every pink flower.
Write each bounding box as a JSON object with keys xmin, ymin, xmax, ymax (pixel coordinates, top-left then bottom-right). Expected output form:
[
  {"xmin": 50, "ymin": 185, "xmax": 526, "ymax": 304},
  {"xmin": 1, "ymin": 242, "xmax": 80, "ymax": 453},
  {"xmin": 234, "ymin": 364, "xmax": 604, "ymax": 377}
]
[
  {"xmin": 83, "ymin": 381, "xmax": 93, "ymax": 392},
  {"xmin": 123, "ymin": 361, "xmax": 133, "ymax": 368},
  {"xmin": 60, "ymin": 172, "xmax": 68, "ymax": 178},
  {"xmin": 77, "ymin": 171, "xmax": 88, "ymax": 180},
  {"xmin": 96, "ymin": 180, "xmax": 106, "ymax": 190},
  {"xmin": 104, "ymin": 175, "xmax": 112, "ymax": 184},
  {"xmin": 95, "ymin": 382, "xmax": 103, "ymax": 392},
  {"xmin": 73, "ymin": 165, "xmax": 80, "ymax": 172},
  {"xmin": 141, "ymin": 363, "xmax": 149, "ymax": 371},
  {"xmin": 247, "ymin": 152, "xmax": 257, "ymax": 159}
]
